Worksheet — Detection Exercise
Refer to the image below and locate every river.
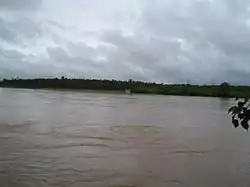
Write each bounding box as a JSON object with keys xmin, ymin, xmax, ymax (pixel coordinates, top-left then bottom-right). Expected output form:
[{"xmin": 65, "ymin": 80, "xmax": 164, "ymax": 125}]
[{"xmin": 0, "ymin": 88, "xmax": 249, "ymax": 187}]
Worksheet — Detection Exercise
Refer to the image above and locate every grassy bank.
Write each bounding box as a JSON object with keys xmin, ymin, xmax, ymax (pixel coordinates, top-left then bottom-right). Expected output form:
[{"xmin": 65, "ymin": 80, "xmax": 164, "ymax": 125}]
[{"xmin": 0, "ymin": 78, "xmax": 249, "ymax": 98}]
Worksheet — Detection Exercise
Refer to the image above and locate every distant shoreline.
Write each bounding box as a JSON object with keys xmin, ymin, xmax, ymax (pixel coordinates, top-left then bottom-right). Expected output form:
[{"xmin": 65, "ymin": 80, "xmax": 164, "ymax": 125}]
[
  {"xmin": 0, "ymin": 87, "xmax": 126, "ymax": 94},
  {"xmin": 0, "ymin": 78, "xmax": 249, "ymax": 98}
]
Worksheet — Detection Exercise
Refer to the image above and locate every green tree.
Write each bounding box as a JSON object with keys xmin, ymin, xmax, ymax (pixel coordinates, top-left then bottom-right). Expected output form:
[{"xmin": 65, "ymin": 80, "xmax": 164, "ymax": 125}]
[{"xmin": 219, "ymin": 82, "xmax": 230, "ymax": 97}]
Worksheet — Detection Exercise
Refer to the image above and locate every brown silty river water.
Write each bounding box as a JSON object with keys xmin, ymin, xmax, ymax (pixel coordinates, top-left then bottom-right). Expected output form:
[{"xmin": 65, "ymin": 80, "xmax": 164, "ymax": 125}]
[{"xmin": 0, "ymin": 88, "xmax": 250, "ymax": 187}]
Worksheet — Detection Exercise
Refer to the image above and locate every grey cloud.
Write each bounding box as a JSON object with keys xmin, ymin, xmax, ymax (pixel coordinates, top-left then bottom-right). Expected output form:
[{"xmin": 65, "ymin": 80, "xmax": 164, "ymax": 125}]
[
  {"xmin": 0, "ymin": 0, "xmax": 42, "ymax": 11},
  {"xmin": 0, "ymin": 17, "xmax": 17, "ymax": 42},
  {"xmin": 1, "ymin": 0, "xmax": 250, "ymax": 84},
  {"xmin": 100, "ymin": 30, "xmax": 203, "ymax": 82},
  {"xmin": 67, "ymin": 42, "xmax": 96, "ymax": 59},
  {"xmin": 136, "ymin": 0, "xmax": 250, "ymax": 83},
  {"xmin": 46, "ymin": 44, "xmax": 111, "ymax": 78},
  {"xmin": 224, "ymin": 70, "xmax": 250, "ymax": 85},
  {"xmin": 9, "ymin": 17, "xmax": 42, "ymax": 38},
  {"xmin": 47, "ymin": 47, "xmax": 69, "ymax": 62},
  {"xmin": 2, "ymin": 49, "xmax": 24, "ymax": 60},
  {"xmin": 0, "ymin": 48, "xmax": 28, "ymax": 78},
  {"xmin": 0, "ymin": 15, "xmax": 42, "ymax": 43},
  {"xmin": 0, "ymin": 25, "xmax": 16, "ymax": 42}
]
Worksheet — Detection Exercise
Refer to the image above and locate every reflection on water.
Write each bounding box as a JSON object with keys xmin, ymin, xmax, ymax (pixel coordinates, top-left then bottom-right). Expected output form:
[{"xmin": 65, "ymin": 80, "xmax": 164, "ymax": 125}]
[{"xmin": 0, "ymin": 88, "xmax": 250, "ymax": 187}]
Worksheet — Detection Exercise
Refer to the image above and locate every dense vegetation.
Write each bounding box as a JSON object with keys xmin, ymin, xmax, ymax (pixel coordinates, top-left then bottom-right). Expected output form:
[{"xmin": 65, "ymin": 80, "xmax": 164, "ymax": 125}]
[{"xmin": 1, "ymin": 78, "xmax": 250, "ymax": 98}]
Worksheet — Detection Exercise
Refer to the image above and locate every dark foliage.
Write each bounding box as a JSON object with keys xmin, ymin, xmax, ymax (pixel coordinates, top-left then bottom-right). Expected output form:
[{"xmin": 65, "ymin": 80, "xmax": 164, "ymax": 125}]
[
  {"xmin": 228, "ymin": 98, "xmax": 250, "ymax": 130},
  {"xmin": 1, "ymin": 78, "xmax": 250, "ymax": 98},
  {"xmin": 218, "ymin": 82, "xmax": 231, "ymax": 97}
]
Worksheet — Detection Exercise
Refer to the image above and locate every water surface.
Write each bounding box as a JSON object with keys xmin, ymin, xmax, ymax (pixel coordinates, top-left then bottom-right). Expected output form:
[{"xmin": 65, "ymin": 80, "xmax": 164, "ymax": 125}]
[{"xmin": 0, "ymin": 88, "xmax": 249, "ymax": 187}]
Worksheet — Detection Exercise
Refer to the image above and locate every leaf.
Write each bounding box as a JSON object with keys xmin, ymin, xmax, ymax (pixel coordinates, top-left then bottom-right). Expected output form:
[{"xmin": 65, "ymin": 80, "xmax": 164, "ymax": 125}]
[
  {"xmin": 232, "ymin": 115, "xmax": 236, "ymax": 121},
  {"xmin": 245, "ymin": 110, "xmax": 250, "ymax": 120},
  {"xmin": 228, "ymin": 106, "xmax": 236, "ymax": 114},
  {"xmin": 238, "ymin": 113, "xmax": 244, "ymax": 119},
  {"xmin": 238, "ymin": 101, "xmax": 245, "ymax": 107},
  {"xmin": 233, "ymin": 107, "xmax": 242, "ymax": 115},
  {"xmin": 232, "ymin": 119, "xmax": 239, "ymax": 128},
  {"xmin": 241, "ymin": 119, "xmax": 249, "ymax": 130}
]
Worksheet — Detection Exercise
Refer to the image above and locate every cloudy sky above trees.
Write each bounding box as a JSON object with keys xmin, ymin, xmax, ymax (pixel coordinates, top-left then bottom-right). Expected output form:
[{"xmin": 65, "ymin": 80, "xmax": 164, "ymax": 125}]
[{"xmin": 0, "ymin": 0, "xmax": 250, "ymax": 84}]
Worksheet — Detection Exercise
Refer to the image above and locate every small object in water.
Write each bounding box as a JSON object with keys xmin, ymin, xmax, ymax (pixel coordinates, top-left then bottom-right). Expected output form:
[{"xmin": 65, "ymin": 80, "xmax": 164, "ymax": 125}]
[{"xmin": 125, "ymin": 89, "xmax": 131, "ymax": 94}]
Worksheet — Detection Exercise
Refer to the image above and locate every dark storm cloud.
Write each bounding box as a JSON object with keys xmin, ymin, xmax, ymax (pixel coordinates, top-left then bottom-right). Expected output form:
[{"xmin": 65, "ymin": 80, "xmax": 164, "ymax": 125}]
[
  {"xmin": 136, "ymin": 0, "xmax": 250, "ymax": 84},
  {"xmin": 1, "ymin": 0, "xmax": 250, "ymax": 84}
]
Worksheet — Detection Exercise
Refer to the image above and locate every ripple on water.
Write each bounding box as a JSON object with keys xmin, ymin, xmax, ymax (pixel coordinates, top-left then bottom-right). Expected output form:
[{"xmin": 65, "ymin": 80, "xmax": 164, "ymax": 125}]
[
  {"xmin": 0, "ymin": 89, "xmax": 249, "ymax": 187},
  {"xmin": 31, "ymin": 142, "xmax": 109, "ymax": 150}
]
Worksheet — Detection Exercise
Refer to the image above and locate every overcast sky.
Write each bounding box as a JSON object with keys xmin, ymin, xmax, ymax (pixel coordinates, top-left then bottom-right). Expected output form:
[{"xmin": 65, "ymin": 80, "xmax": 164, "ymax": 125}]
[{"xmin": 0, "ymin": 0, "xmax": 250, "ymax": 84}]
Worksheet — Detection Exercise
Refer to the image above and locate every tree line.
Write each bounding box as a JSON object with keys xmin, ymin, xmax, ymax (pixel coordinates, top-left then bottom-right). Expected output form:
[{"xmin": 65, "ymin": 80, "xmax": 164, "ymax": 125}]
[{"xmin": 1, "ymin": 77, "xmax": 250, "ymax": 98}]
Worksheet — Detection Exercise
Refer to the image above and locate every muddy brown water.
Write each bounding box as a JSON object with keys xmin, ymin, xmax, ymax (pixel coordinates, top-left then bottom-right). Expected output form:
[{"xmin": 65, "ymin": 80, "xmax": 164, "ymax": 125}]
[{"xmin": 0, "ymin": 88, "xmax": 249, "ymax": 187}]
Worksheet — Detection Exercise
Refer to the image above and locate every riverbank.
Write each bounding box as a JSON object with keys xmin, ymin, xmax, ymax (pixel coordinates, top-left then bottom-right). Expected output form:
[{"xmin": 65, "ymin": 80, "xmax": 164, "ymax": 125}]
[{"xmin": 1, "ymin": 78, "xmax": 249, "ymax": 98}]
